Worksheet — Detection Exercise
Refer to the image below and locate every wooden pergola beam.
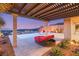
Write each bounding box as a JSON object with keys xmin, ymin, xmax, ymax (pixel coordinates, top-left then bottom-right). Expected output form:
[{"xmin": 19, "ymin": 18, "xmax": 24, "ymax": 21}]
[
  {"xmin": 26, "ymin": 4, "xmax": 40, "ymax": 15},
  {"xmin": 18, "ymin": 3, "xmax": 27, "ymax": 13}
]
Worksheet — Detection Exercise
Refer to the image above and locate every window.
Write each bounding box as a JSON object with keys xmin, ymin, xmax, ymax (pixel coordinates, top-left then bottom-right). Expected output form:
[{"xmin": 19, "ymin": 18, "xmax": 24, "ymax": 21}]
[{"xmin": 75, "ymin": 24, "xmax": 79, "ymax": 32}]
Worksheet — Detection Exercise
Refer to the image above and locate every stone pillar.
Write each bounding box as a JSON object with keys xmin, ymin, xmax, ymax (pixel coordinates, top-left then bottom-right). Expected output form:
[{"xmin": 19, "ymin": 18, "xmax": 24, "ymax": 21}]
[{"xmin": 12, "ymin": 14, "xmax": 17, "ymax": 48}]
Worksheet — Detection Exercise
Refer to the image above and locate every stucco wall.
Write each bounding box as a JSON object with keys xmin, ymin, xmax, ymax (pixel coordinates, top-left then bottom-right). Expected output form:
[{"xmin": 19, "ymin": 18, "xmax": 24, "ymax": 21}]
[
  {"xmin": 71, "ymin": 16, "xmax": 79, "ymax": 41},
  {"xmin": 64, "ymin": 16, "xmax": 79, "ymax": 41}
]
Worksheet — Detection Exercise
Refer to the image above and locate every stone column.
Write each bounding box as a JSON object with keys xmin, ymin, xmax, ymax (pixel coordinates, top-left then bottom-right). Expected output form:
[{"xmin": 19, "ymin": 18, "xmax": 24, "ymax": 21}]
[{"xmin": 12, "ymin": 14, "xmax": 17, "ymax": 48}]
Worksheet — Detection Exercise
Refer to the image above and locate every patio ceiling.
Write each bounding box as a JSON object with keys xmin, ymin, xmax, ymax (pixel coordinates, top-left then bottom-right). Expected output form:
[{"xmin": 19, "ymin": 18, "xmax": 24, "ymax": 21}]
[{"xmin": 9, "ymin": 3, "xmax": 79, "ymax": 21}]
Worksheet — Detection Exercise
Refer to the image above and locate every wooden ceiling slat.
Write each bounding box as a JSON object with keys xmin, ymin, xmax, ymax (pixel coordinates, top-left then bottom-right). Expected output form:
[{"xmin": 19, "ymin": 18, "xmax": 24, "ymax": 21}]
[
  {"xmin": 45, "ymin": 8, "xmax": 79, "ymax": 20},
  {"xmin": 9, "ymin": 3, "xmax": 79, "ymax": 21},
  {"xmin": 32, "ymin": 3, "xmax": 61, "ymax": 17},
  {"xmin": 26, "ymin": 3, "xmax": 50, "ymax": 16},
  {"xmin": 11, "ymin": 3, "xmax": 23, "ymax": 13},
  {"xmin": 36, "ymin": 4, "xmax": 66, "ymax": 18},
  {"xmin": 37, "ymin": 3, "xmax": 75, "ymax": 18},
  {"xmin": 51, "ymin": 12, "xmax": 79, "ymax": 20},
  {"xmin": 48, "ymin": 8, "xmax": 79, "ymax": 20},
  {"xmin": 46, "ymin": 5, "xmax": 79, "ymax": 19},
  {"xmin": 24, "ymin": 3, "xmax": 39, "ymax": 15},
  {"xmin": 31, "ymin": 4, "xmax": 52, "ymax": 16},
  {"xmin": 26, "ymin": 3, "xmax": 40, "ymax": 16},
  {"xmin": 42, "ymin": 4, "xmax": 79, "ymax": 19},
  {"xmin": 18, "ymin": 3, "xmax": 27, "ymax": 13}
]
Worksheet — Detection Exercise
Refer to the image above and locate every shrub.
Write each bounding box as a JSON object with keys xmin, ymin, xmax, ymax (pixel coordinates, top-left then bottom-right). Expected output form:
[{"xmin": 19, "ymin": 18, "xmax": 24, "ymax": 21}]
[
  {"xmin": 75, "ymin": 40, "xmax": 79, "ymax": 45},
  {"xmin": 73, "ymin": 48, "xmax": 79, "ymax": 56},
  {"xmin": 39, "ymin": 40, "xmax": 54, "ymax": 46},
  {"xmin": 58, "ymin": 39, "xmax": 70, "ymax": 48},
  {"xmin": 51, "ymin": 46, "xmax": 64, "ymax": 56},
  {"xmin": 71, "ymin": 40, "xmax": 77, "ymax": 44},
  {"xmin": 38, "ymin": 39, "xmax": 55, "ymax": 47},
  {"xmin": 40, "ymin": 40, "xmax": 48, "ymax": 46},
  {"xmin": 71, "ymin": 40, "xmax": 79, "ymax": 45}
]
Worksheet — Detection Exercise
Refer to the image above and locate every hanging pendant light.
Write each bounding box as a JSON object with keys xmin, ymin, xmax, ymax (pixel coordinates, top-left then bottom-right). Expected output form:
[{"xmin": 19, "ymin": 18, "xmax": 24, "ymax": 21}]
[{"xmin": 0, "ymin": 3, "xmax": 15, "ymax": 13}]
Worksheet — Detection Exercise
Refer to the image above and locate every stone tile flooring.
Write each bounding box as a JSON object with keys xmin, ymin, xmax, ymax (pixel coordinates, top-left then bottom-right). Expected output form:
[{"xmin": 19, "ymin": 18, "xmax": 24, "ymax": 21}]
[{"xmin": 9, "ymin": 33, "xmax": 64, "ymax": 56}]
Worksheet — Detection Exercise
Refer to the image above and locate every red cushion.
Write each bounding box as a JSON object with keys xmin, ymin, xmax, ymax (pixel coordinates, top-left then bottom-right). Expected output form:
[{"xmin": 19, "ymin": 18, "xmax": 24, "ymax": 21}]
[
  {"xmin": 46, "ymin": 35, "xmax": 54, "ymax": 40},
  {"xmin": 34, "ymin": 36, "xmax": 47, "ymax": 43},
  {"xmin": 34, "ymin": 35, "xmax": 54, "ymax": 43}
]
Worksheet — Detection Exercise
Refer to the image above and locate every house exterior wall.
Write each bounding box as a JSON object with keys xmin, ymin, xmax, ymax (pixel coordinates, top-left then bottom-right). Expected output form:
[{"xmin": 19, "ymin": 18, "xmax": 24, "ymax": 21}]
[
  {"xmin": 64, "ymin": 16, "xmax": 79, "ymax": 41},
  {"xmin": 40, "ymin": 25, "xmax": 64, "ymax": 33}
]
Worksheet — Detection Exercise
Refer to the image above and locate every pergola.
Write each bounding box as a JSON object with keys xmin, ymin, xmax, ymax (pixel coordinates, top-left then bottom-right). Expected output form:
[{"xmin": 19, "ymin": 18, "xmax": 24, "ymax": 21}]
[
  {"xmin": 1, "ymin": 3, "xmax": 79, "ymax": 47},
  {"xmin": 9, "ymin": 3, "xmax": 79, "ymax": 20}
]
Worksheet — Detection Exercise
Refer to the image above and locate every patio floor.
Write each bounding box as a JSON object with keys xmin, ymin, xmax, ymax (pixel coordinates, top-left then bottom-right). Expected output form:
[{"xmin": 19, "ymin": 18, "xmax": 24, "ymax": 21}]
[{"xmin": 9, "ymin": 33, "xmax": 64, "ymax": 56}]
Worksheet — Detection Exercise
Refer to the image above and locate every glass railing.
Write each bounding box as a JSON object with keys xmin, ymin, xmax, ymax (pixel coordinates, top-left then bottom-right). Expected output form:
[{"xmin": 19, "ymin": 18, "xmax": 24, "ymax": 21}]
[{"xmin": 1, "ymin": 29, "xmax": 39, "ymax": 35}]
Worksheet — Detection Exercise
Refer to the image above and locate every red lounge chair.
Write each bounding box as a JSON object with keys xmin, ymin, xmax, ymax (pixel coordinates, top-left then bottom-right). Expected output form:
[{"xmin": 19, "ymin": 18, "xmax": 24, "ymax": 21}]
[{"xmin": 34, "ymin": 35, "xmax": 54, "ymax": 43}]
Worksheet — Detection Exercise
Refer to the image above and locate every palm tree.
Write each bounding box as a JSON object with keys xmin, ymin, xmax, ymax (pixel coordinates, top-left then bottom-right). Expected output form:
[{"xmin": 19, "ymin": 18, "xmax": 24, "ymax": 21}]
[{"xmin": 0, "ymin": 17, "xmax": 5, "ymax": 36}]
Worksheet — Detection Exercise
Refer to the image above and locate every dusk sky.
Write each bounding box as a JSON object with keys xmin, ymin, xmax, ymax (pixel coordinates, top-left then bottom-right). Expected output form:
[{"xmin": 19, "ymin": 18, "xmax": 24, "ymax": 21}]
[{"xmin": 0, "ymin": 13, "xmax": 64, "ymax": 30}]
